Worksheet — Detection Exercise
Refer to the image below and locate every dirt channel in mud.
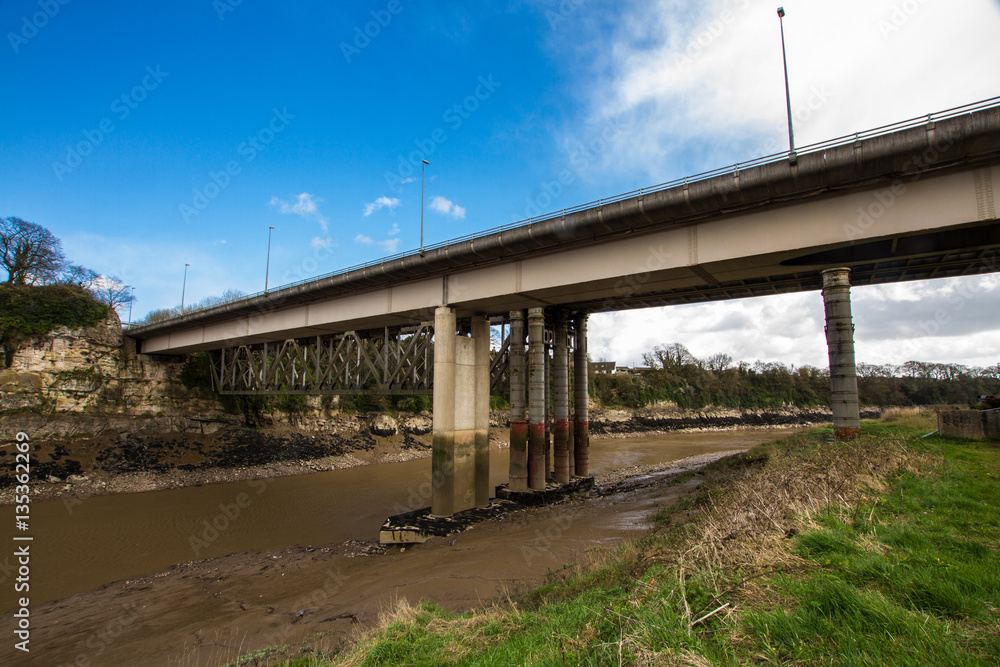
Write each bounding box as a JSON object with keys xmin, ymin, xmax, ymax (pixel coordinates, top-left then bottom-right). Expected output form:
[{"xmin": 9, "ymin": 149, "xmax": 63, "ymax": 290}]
[{"xmin": 0, "ymin": 429, "xmax": 801, "ymax": 666}]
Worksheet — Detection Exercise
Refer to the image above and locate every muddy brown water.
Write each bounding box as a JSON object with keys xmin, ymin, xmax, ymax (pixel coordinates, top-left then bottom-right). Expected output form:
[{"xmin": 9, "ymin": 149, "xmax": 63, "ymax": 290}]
[{"xmin": 0, "ymin": 430, "xmax": 794, "ymax": 614}]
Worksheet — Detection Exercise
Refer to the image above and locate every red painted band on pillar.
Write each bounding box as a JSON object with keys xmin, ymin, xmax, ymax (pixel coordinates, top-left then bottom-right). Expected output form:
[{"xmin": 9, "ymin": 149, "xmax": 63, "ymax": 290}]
[
  {"xmin": 528, "ymin": 421, "xmax": 546, "ymax": 490},
  {"xmin": 574, "ymin": 419, "xmax": 590, "ymax": 477},
  {"xmin": 509, "ymin": 420, "xmax": 528, "ymax": 492},
  {"xmin": 553, "ymin": 418, "xmax": 570, "ymax": 483},
  {"xmin": 834, "ymin": 427, "xmax": 861, "ymax": 441}
]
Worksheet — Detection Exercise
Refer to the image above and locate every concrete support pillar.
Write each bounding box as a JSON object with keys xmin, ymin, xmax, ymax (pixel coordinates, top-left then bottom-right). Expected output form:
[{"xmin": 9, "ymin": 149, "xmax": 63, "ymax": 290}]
[
  {"xmin": 821, "ymin": 268, "xmax": 861, "ymax": 440},
  {"xmin": 527, "ymin": 307, "xmax": 547, "ymax": 490},
  {"xmin": 544, "ymin": 341, "xmax": 552, "ymax": 477},
  {"xmin": 471, "ymin": 316, "xmax": 490, "ymax": 508},
  {"xmin": 508, "ymin": 310, "xmax": 527, "ymax": 492},
  {"xmin": 553, "ymin": 310, "xmax": 571, "ymax": 484},
  {"xmin": 573, "ymin": 313, "xmax": 590, "ymax": 477},
  {"xmin": 432, "ymin": 307, "xmax": 458, "ymax": 516},
  {"xmin": 431, "ymin": 307, "xmax": 490, "ymax": 516}
]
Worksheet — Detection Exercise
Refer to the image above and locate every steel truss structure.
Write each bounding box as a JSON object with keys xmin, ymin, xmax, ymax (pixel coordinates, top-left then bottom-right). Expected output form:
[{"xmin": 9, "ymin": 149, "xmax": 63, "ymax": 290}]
[
  {"xmin": 211, "ymin": 325, "xmax": 435, "ymax": 395},
  {"xmin": 209, "ymin": 315, "xmax": 577, "ymax": 396}
]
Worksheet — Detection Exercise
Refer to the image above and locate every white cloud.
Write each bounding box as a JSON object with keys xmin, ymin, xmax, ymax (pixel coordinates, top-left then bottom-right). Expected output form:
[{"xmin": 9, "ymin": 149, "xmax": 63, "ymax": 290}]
[
  {"xmin": 270, "ymin": 192, "xmax": 329, "ymax": 232},
  {"xmin": 363, "ymin": 196, "xmax": 401, "ymax": 217},
  {"xmin": 564, "ymin": 0, "xmax": 1000, "ymax": 181},
  {"xmin": 549, "ymin": 0, "xmax": 1000, "ymax": 371},
  {"xmin": 270, "ymin": 192, "xmax": 319, "ymax": 216},
  {"xmin": 311, "ymin": 236, "xmax": 333, "ymax": 249},
  {"xmin": 355, "ymin": 234, "xmax": 373, "ymax": 245},
  {"xmin": 388, "ymin": 223, "xmax": 401, "ymax": 235},
  {"xmin": 430, "ymin": 195, "xmax": 467, "ymax": 219},
  {"xmin": 378, "ymin": 238, "xmax": 401, "ymax": 254}
]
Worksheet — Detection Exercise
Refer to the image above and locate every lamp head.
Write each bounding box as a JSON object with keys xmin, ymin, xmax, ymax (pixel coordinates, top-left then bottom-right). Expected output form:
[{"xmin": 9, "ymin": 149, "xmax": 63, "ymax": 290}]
[
  {"xmin": 777, "ymin": 7, "xmax": 785, "ymax": 18},
  {"xmin": 422, "ymin": 159, "xmax": 430, "ymax": 165}
]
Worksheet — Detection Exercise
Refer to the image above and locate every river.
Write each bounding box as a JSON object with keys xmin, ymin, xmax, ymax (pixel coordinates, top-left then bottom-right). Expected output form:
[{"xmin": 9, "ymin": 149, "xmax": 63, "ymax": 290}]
[{"xmin": 0, "ymin": 429, "xmax": 796, "ymax": 613}]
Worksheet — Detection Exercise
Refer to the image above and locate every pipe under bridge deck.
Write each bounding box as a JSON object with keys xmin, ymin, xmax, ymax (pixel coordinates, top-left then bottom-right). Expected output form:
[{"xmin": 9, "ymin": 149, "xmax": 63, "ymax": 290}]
[{"xmin": 127, "ymin": 98, "xmax": 1000, "ymax": 517}]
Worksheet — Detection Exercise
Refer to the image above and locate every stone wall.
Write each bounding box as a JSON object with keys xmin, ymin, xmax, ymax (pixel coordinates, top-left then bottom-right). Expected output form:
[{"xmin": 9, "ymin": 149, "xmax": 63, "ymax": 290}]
[
  {"xmin": 937, "ymin": 409, "xmax": 1000, "ymax": 441},
  {"xmin": 987, "ymin": 409, "xmax": 1000, "ymax": 440}
]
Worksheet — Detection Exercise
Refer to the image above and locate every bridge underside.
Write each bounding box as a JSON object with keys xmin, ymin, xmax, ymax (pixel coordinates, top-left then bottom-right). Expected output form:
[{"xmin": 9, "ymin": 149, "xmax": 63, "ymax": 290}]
[
  {"xmin": 133, "ymin": 163, "xmax": 999, "ymax": 356},
  {"xmin": 576, "ymin": 223, "xmax": 999, "ymax": 312}
]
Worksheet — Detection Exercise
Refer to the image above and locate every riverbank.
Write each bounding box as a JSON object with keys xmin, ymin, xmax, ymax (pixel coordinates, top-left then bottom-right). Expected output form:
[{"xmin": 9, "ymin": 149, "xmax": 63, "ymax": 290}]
[
  {"xmin": 0, "ymin": 405, "xmax": 879, "ymax": 505},
  {"xmin": 0, "ymin": 445, "xmax": 756, "ymax": 667}
]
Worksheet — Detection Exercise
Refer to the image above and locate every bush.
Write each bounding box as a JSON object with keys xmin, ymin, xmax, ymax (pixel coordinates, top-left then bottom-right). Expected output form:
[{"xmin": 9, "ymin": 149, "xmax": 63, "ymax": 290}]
[{"xmin": 0, "ymin": 284, "xmax": 109, "ymax": 367}]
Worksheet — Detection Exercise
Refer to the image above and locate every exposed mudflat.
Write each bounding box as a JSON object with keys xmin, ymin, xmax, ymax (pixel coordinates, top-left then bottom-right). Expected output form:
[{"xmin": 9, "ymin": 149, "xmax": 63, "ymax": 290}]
[
  {"xmin": 0, "ymin": 422, "xmax": 437, "ymax": 505},
  {"xmin": 0, "ymin": 405, "xmax": 856, "ymax": 506}
]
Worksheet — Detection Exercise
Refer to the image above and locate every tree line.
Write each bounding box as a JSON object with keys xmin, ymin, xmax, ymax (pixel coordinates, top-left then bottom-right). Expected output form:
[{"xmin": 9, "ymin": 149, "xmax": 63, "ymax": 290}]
[
  {"xmin": 592, "ymin": 343, "xmax": 1000, "ymax": 410},
  {"xmin": 139, "ymin": 288, "xmax": 247, "ymax": 325}
]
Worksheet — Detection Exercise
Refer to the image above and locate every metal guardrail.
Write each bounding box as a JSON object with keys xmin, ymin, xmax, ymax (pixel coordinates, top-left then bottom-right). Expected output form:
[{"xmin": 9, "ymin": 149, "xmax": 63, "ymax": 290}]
[{"xmin": 145, "ymin": 96, "xmax": 1000, "ymax": 324}]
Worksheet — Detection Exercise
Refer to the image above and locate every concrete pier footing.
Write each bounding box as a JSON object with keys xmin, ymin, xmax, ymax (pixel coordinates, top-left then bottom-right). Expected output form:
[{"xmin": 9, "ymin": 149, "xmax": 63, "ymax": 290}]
[
  {"xmin": 821, "ymin": 268, "xmax": 861, "ymax": 441},
  {"xmin": 430, "ymin": 307, "xmax": 491, "ymax": 517}
]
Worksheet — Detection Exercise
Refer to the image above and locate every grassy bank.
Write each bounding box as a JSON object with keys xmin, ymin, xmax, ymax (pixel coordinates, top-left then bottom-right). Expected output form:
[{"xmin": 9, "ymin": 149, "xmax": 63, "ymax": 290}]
[{"xmin": 244, "ymin": 410, "xmax": 1000, "ymax": 666}]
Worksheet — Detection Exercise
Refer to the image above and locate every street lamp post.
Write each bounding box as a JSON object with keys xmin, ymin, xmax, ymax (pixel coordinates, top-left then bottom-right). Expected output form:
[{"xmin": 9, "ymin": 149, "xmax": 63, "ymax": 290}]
[
  {"xmin": 420, "ymin": 159, "xmax": 430, "ymax": 255},
  {"xmin": 777, "ymin": 7, "xmax": 795, "ymax": 159},
  {"xmin": 265, "ymin": 225, "xmax": 275, "ymax": 293},
  {"xmin": 181, "ymin": 263, "xmax": 190, "ymax": 313},
  {"xmin": 127, "ymin": 286, "xmax": 134, "ymax": 327}
]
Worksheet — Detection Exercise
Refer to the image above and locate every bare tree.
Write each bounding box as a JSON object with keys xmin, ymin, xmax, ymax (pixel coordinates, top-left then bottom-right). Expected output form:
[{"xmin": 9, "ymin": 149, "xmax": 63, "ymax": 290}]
[
  {"xmin": 59, "ymin": 263, "xmax": 101, "ymax": 289},
  {"xmin": 91, "ymin": 275, "xmax": 135, "ymax": 313},
  {"xmin": 705, "ymin": 352, "xmax": 733, "ymax": 373},
  {"xmin": 0, "ymin": 217, "xmax": 66, "ymax": 285}
]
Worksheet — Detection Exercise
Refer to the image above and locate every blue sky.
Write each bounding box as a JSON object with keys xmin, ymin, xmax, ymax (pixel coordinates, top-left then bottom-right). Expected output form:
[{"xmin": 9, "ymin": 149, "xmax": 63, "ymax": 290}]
[{"xmin": 3, "ymin": 0, "xmax": 1000, "ymax": 369}]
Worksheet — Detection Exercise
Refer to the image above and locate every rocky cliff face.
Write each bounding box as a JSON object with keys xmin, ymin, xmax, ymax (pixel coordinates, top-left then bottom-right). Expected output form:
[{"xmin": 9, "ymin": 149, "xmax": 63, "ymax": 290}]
[{"xmin": 0, "ymin": 311, "xmax": 219, "ymax": 419}]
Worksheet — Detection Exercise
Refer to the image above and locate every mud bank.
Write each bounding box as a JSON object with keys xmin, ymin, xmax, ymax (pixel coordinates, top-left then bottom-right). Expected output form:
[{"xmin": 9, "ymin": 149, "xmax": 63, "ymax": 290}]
[
  {"xmin": 590, "ymin": 405, "xmax": 883, "ymax": 436},
  {"xmin": 0, "ymin": 411, "xmax": 437, "ymax": 504},
  {"xmin": 0, "ymin": 405, "xmax": 865, "ymax": 505}
]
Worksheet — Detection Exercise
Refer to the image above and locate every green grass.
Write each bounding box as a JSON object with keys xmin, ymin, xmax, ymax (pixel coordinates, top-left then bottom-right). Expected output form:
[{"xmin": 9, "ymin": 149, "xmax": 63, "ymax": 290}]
[
  {"xmin": 741, "ymin": 436, "xmax": 1000, "ymax": 666},
  {"xmin": 240, "ymin": 413, "xmax": 1000, "ymax": 666}
]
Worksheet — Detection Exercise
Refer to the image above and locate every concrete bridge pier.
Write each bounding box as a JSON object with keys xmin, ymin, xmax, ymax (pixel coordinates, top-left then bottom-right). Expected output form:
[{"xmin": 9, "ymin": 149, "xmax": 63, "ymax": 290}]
[
  {"xmin": 821, "ymin": 268, "xmax": 861, "ymax": 441},
  {"xmin": 545, "ymin": 340, "xmax": 552, "ymax": 478},
  {"xmin": 472, "ymin": 316, "xmax": 491, "ymax": 508},
  {"xmin": 508, "ymin": 310, "xmax": 528, "ymax": 492},
  {"xmin": 573, "ymin": 313, "xmax": 590, "ymax": 476},
  {"xmin": 553, "ymin": 310, "xmax": 571, "ymax": 483},
  {"xmin": 527, "ymin": 307, "xmax": 547, "ymax": 490},
  {"xmin": 430, "ymin": 307, "xmax": 491, "ymax": 517}
]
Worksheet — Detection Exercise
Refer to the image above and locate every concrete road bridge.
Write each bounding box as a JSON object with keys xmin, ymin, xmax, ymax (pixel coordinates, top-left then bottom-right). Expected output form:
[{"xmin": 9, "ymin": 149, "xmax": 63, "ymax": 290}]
[{"xmin": 129, "ymin": 98, "xmax": 1000, "ymax": 518}]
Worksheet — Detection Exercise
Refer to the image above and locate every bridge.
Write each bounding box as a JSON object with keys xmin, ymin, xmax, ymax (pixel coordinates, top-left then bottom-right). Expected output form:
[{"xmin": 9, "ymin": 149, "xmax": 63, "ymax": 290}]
[{"xmin": 129, "ymin": 98, "xmax": 1000, "ymax": 518}]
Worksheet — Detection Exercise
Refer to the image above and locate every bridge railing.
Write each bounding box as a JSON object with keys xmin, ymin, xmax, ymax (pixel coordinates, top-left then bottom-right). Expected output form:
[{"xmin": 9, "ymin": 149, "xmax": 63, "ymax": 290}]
[{"xmin": 148, "ymin": 96, "xmax": 1000, "ymax": 324}]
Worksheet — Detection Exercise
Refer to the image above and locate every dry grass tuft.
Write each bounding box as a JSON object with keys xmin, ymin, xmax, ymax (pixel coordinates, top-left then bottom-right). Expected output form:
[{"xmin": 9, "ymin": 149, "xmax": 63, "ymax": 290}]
[
  {"xmin": 646, "ymin": 433, "xmax": 922, "ymax": 594},
  {"xmin": 629, "ymin": 647, "xmax": 714, "ymax": 666},
  {"xmin": 880, "ymin": 406, "xmax": 937, "ymax": 430}
]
